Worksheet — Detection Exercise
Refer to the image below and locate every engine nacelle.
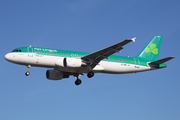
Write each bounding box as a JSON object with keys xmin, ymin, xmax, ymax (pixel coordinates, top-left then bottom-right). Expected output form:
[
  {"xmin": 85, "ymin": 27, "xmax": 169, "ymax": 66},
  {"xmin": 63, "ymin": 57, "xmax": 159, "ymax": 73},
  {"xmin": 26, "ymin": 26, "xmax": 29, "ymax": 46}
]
[
  {"xmin": 46, "ymin": 69, "xmax": 69, "ymax": 80},
  {"xmin": 55, "ymin": 57, "xmax": 82, "ymax": 68}
]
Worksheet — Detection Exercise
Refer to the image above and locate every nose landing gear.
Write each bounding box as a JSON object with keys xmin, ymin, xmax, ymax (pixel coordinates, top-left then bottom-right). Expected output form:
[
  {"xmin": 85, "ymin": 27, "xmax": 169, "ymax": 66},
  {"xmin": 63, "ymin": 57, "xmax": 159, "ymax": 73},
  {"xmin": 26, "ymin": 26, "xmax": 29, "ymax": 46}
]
[
  {"xmin": 25, "ymin": 71, "xmax": 30, "ymax": 76},
  {"xmin": 25, "ymin": 65, "xmax": 31, "ymax": 76}
]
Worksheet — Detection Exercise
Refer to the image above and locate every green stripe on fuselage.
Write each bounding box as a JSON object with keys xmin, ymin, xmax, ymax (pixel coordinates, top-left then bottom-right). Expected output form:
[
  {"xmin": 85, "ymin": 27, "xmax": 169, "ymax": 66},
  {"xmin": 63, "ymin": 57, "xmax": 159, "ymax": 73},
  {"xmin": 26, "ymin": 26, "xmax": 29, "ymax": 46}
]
[{"xmin": 11, "ymin": 47, "xmax": 155, "ymax": 67}]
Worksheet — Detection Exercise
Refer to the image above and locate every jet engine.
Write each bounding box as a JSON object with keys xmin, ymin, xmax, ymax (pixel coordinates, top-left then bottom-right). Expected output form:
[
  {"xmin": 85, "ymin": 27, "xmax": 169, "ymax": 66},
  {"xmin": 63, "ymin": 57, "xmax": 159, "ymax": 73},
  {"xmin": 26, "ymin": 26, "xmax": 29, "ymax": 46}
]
[
  {"xmin": 55, "ymin": 58, "xmax": 82, "ymax": 68},
  {"xmin": 46, "ymin": 69, "xmax": 69, "ymax": 80}
]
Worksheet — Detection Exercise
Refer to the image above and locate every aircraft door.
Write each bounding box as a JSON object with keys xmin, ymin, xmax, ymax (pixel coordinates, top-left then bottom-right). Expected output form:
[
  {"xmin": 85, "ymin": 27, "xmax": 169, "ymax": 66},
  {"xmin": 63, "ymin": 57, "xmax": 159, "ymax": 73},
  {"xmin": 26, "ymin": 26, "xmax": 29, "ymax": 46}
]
[
  {"xmin": 28, "ymin": 47, "xmax": 33, "ymax": 57},
  {"xmin": 134, "ymin": 58, "xmax": 140, "ymax": 68}
]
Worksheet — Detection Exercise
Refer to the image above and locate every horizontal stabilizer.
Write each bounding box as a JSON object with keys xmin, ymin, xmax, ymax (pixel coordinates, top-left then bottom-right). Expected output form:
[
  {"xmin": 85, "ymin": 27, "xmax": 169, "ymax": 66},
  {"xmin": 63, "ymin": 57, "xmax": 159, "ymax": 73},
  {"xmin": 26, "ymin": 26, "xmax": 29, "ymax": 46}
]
[{"xmin": 148, "ymin": 57, "xmax": 174, "ymax": 66}]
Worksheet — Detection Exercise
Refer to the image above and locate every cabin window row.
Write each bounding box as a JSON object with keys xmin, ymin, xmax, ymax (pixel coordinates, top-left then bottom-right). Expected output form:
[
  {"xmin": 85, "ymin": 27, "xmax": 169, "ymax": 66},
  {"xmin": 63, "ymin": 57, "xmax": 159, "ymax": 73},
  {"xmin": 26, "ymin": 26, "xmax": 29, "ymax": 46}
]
[
  {"xmin": 35, "ymin": 51, "xmax": 131, "ymax": 63},
  {"xmin": 106, "ymin": 58, "xmax": 130, "ymax": 63},
  {"xmin": 35, "ymin": 51, "xmax": 83, "ymax": 57}
]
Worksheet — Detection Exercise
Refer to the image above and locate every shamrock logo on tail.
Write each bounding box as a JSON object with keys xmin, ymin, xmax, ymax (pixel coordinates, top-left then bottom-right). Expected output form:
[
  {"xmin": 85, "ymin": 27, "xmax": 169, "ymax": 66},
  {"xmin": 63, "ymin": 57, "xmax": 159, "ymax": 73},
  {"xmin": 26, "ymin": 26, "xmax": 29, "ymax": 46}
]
[{"xmin": 145, "ymin": 43, "xmax": 158, "ymax": 55}]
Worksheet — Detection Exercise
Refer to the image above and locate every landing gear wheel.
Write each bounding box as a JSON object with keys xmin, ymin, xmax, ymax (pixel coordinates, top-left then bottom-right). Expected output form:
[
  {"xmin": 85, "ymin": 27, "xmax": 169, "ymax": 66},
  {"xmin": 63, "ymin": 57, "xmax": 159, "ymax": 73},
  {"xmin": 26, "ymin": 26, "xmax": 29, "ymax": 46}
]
[
  {"xmin": 87, "ymin": 72, "xmax": 94, "ymax": 78},
  {"xmin": 75, "ymin": 79, "xmax": 82, "ymax": 85},
  {"xmin": 25, "ymin": 72, "xmax": 30, "ymax": 76},
  {"xmin": 25, "ymin": 65, "xmax": 31, "ymax": 76}
]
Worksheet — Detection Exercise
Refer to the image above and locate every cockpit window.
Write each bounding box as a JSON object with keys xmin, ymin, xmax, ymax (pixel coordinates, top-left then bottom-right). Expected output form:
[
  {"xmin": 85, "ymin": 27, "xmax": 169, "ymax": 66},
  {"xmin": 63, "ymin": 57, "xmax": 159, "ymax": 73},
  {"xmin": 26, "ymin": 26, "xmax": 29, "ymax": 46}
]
[{"xmin": 12, "ymin": 49, "xmax": 22, "ymax": 52}]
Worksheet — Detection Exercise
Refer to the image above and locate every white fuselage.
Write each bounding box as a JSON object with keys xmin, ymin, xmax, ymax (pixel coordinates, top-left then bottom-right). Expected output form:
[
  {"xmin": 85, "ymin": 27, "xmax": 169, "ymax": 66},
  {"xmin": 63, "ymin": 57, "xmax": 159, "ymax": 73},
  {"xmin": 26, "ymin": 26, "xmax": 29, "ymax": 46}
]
[{"xmin": 5, "ymin": 52, "xmax": 153, "ymax": 74}]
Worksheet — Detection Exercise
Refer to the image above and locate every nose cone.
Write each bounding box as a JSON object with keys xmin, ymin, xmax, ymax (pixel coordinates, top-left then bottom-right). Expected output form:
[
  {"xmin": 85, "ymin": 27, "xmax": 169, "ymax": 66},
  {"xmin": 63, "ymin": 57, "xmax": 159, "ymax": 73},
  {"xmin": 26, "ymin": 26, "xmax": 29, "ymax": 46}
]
[{"xmin": 5, "ymin": 53, "xmax": 12, "ymax": 62}]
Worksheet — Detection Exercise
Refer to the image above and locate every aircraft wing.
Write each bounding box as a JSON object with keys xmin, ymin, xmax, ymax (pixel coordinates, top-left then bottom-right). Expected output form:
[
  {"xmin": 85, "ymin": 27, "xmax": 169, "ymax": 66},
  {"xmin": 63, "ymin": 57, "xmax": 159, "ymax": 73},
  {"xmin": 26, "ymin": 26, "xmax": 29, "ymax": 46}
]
[{"xmin": 81, "ymin": 37, "xmax": 136, "ymax": 68}]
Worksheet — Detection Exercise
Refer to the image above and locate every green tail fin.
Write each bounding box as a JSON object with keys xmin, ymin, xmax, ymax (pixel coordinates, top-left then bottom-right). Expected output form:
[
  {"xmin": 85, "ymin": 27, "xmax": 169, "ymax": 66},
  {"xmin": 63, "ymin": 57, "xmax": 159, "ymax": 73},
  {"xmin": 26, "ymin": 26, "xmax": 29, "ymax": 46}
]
[{"xmin": 136, "ymin": 35, "xmax": 163, "ymax": 61}]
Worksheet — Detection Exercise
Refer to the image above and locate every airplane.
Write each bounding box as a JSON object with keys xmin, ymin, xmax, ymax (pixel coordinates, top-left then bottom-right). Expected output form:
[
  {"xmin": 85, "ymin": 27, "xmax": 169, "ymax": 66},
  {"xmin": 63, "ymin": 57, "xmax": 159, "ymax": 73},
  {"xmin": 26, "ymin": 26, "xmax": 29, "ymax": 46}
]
[{"xmin": 5, "ymin": 35, "xmax": 174, "ymax": 85}]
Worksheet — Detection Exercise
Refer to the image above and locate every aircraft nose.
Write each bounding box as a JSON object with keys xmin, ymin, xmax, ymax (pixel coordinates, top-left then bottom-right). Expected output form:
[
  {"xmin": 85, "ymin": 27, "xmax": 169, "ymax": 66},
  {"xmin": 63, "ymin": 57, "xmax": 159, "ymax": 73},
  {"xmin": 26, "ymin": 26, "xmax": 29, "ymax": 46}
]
[{"xmin": 5, "ymin": 53, "xmax": 12, "ymax": 61}]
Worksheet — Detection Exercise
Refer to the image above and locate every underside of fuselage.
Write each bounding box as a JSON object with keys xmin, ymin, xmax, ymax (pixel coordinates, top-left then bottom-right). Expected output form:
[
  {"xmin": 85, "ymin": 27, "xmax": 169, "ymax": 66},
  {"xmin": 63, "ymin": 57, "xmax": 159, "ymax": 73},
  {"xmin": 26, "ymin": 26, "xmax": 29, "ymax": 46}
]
[{"xmin": 5, "ymin": 52, "xmax": 153, "ymax": 75}]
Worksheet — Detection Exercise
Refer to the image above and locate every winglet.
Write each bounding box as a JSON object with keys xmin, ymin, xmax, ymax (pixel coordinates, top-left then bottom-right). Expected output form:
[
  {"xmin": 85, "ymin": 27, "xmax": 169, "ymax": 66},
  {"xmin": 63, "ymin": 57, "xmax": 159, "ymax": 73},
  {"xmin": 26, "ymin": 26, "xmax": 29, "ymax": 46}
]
[{"xmin": 131, "ymin": 37, "xmax": 136, "ymax": 42}]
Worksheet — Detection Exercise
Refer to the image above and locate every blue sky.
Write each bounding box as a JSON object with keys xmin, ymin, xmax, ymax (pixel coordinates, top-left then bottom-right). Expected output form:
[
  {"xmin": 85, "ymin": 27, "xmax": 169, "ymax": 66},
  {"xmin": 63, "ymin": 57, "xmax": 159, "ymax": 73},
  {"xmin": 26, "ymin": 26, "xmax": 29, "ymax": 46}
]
[{"xmin": 0, "ymin": 0, "xmax": 180, "ymax": 120}]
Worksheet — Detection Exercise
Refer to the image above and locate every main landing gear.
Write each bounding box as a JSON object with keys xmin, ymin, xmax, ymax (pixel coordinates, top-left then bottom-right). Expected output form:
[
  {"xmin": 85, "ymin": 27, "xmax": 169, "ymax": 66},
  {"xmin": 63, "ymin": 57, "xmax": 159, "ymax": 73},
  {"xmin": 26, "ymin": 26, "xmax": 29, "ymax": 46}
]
[
  {"xmin": 87, "ymin": 65, "xmax": 94, "ymax": 78},
  {"xmin": 74, "ymin": 71, "xmax": 94, "ymax": 86},
  {"xmin": 87, "ymin": 71, "xmax": 94, "ymax": 78},
  {"xmin": 75, "ymin": 79, "xmax": 82, "ymax": 85},
  {"xmin": 25, "ymin": 65, "xmax": 31, "ymax": 76},
  {"xmin": 74, "ymin": 74, "xmax": 82, "ymax": 86}
]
